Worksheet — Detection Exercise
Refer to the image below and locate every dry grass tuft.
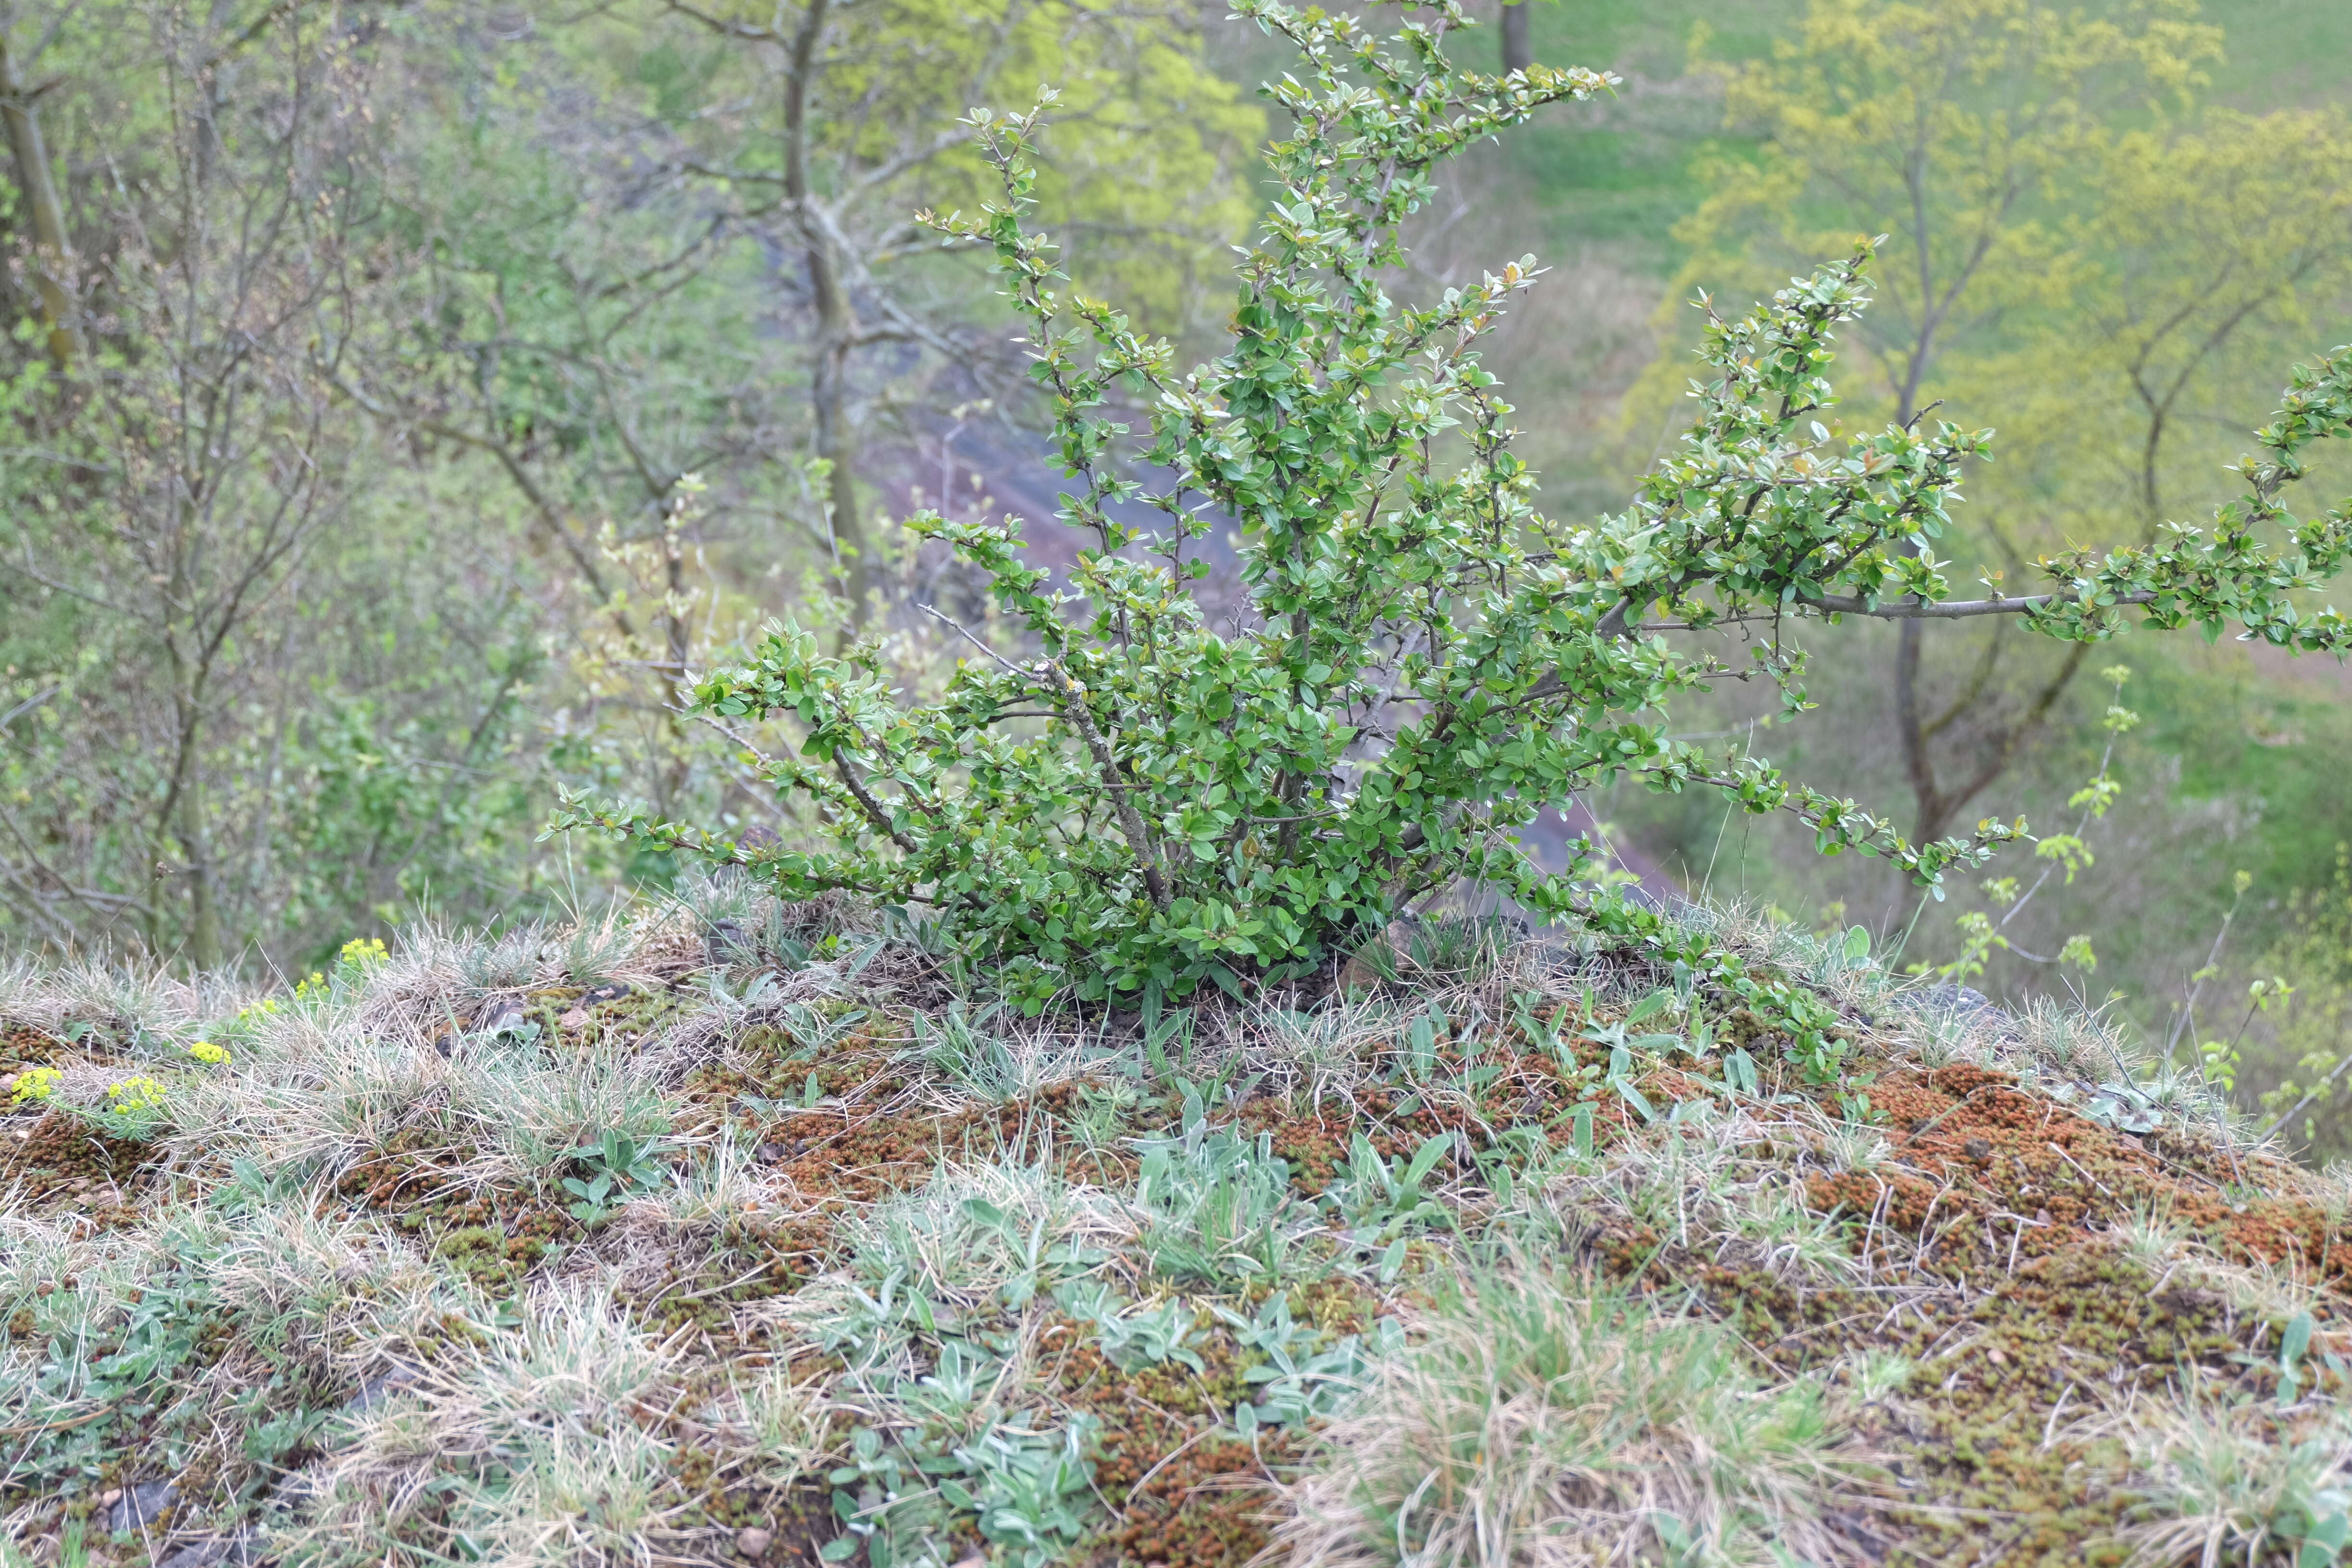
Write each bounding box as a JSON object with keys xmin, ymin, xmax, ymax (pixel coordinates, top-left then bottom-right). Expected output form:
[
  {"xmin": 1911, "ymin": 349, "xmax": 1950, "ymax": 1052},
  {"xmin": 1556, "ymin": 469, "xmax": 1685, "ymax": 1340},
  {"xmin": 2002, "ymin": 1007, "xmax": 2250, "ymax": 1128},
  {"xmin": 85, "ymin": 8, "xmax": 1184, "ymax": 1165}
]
[
  {"xmin": 1276, "ymin": 1264, "xmax": 1864, "ymax": 1568},
  {"xmin": 2104, "ymin": 1377, "xmax": 2352, "ymax": 1568}
]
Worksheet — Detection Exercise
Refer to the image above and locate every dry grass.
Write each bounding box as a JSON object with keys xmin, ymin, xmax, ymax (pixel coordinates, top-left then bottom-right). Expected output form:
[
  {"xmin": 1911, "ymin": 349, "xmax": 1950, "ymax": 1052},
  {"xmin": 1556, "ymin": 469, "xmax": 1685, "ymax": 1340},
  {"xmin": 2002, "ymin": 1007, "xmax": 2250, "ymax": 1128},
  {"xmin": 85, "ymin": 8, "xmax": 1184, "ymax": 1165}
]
[
  {"xmin": 1277, "ymin": 1264, "xmax": 1863, "ymax": 1568},
  {"xmin": 2099, "ymin": 1378, "xmax": 2352, "ymax": 1568},
  {"xmin": 0, "ymin": 889, "xmax": 2347, "ymax": 1568}
]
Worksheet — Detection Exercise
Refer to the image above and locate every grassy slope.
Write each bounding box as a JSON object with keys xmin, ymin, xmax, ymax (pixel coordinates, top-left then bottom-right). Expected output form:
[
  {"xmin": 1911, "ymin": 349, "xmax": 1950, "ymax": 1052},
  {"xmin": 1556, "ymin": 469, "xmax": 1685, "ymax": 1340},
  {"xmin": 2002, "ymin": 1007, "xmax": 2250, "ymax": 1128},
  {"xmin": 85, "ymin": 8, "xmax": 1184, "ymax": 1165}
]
[{"xmin": 1, "ymin": 895, "xmax": 2347, "ymax": 1568}]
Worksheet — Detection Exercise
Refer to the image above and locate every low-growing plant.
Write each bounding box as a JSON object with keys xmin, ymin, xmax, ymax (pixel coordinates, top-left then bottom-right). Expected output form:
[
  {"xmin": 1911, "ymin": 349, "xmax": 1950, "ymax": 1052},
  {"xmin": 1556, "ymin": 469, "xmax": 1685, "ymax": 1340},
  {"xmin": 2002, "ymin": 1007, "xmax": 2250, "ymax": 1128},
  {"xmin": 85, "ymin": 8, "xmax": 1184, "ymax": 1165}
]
[
  {"xmin": 559, "ymin": 1128, "xmax": 670, "ymax": 1226},
  {"xmin": 916, "ymin": 1005, "xmax": 1025, "ymax": 1101},
  {"xmin": 91, "ymin": 1074, "xmax": 173, "ymax": 1141},
  {"xmin": 9, "ymin": 1065, "xmax": 60, "ymax": 1107},
  {"xmin": 940, "ymin": 1417, "xmax": 1101, "ymax": 1568},
  {"xmin": 1057, "ymin": 1281, "xmax": 1207, "ymax": 1374},
  {"xmin": 2120, "ymin": 1384, "xmax": 2352, "ymax": 1568},
  {"xmin": 1134, "ymin": 1120, "xmax": 1307, "ymax": 1287},
  {"xmin": 824, "ymin": 1424, "xmax": 953, "ymax": 1568},
  {"xmin": 291, "ymin": 937, "xmax": 392, "ymax": 1004},
  {"xmin": 1218, "ymin": 1292, "xmax": 1401, "ymax": 1435},
  {"xmin": 1324, "ymin": 1130, "xmax": 1456, "ymax": 1278},
  {"xmin": 555, "ymin": 0, "xmax": 2352, "ymax": 1038}
]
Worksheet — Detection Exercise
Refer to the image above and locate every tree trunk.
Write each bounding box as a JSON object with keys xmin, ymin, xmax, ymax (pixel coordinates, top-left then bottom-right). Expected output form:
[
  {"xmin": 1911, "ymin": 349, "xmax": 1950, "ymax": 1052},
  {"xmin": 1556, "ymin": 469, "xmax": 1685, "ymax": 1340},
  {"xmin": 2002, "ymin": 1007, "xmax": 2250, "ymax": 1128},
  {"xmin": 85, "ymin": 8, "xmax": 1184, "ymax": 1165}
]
[
  {"xmin": 175, "ymin": 754, "xmax": 222, "ymax": 971},
  {"xmin": 158, "ymin": 652, "xmax": 224, "ymax": 970},
  {"xmin": 0, "ymin": 29, "xmax": 76, "ymax": 364},
  {"xmin": 1894, "ymin": 617, "xmax": 1941, "ymax": 841},
  {"xmin": 660, "ymin": 520, "xmax": 693, "ymax": 813},
  {"xmin": 811, "ymin": 325, "xmax": 869, "ymax": 614},
  {"xmin": 784, "ymin": 0, "xmax": 871, "ymax": 621},
  {"xmin": 1499, "ymin": 0, "xmax": 1531, "ymax": 75}
]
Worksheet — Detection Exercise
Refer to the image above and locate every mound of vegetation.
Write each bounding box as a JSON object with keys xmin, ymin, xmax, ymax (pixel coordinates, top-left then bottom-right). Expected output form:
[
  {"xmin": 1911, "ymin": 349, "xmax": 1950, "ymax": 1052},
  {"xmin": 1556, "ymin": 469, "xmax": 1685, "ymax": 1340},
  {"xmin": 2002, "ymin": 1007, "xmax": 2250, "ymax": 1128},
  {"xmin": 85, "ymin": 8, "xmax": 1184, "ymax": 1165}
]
[{"xmin": 0, "ymin": 888, "xmax": 2346, "ymax": 1568}]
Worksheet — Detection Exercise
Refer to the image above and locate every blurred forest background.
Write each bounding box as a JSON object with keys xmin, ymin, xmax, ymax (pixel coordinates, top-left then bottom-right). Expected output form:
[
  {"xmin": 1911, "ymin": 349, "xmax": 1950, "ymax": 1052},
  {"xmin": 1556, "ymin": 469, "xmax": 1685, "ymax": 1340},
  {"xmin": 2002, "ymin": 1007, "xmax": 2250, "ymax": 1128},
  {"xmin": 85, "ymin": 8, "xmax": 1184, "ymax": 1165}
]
[{"xmin": 3, "ymin": 0, "xmax": 2352, "ymax": 1153}]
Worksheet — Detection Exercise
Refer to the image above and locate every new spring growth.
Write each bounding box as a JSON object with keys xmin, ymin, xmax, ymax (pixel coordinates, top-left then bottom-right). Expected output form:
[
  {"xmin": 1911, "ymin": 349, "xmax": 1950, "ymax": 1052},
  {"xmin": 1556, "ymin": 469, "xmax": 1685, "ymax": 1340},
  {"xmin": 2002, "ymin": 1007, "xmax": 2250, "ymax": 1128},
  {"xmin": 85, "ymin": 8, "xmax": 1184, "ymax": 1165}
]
[
  {"xmin": 294, "ymin": 936, "xmax": 392, "ymax": 1000},
  {"xmin": 186, "ymin": 1040, "xmax": 231, "ymax": 1066},
  {"xmin": 106, "ymin": 1076, "xmax": 169, "ymax": 1114},
  {"xmin": 10, "ymin": 1066, "xmax": 60, "ymax": 1106}
]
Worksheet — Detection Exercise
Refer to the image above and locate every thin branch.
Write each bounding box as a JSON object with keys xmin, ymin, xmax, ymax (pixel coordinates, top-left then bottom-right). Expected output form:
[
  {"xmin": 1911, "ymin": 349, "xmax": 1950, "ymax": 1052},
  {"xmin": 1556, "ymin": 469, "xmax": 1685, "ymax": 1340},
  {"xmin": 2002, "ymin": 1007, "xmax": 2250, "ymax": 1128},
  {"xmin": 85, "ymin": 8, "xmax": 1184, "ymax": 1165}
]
[{"xmin": 1041, "ymin": 660, "xmax": 1168, "ymax": 908}]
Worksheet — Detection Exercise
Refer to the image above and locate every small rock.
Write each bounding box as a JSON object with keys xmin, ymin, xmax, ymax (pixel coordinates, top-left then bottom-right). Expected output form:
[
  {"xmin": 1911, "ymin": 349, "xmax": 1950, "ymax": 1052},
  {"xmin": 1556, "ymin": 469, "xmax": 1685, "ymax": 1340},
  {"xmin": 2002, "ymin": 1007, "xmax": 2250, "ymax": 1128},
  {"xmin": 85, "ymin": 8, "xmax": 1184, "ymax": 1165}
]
[
  {"xmin": 1963, "ymin": 1137, "xmax": 1992, "ymax": 1161},
  {"xmin": 348, "ymin": 1365, "xmax": 419, "ymax": 1413},
  {"xmin": 159, "ymin": 1537, "xmax": 243, "ymax": 1568},
  {"xmin": 108, "ymin": 1477, "xmax": 178, "ymax": 1532},
  {"xmin": 474, "ymin": 1001, "xmax": 527, "ymax": 1037},
  {"xmin": 2034, "ymin": 1208, "xmax": 2052, "ymax": 1225},
  {"xmin": 707, "ymin": 918, "xmax": 754, "ymax": 963},
  {"xmin": 98, "ymin": 1488, "xmax": 122, "ymax": 1507},
  {"xmin": 754, "ymin": 1143, "xmax": 791, "ymax": 1165},
  {"xmin": 735, "ymin": 1527, "xmax": 773, "ymax": 1559},
  {"xmin": 584, "ymin": 981, "xmax": 634, "ymax": 1003},
  {"xmin": 950, "ymin": 1555, "xmax": 988, "ymax": 1568},
  {"xmin": 558, "ymin": 1007, "xmax": 590, "ymax": 1030}
]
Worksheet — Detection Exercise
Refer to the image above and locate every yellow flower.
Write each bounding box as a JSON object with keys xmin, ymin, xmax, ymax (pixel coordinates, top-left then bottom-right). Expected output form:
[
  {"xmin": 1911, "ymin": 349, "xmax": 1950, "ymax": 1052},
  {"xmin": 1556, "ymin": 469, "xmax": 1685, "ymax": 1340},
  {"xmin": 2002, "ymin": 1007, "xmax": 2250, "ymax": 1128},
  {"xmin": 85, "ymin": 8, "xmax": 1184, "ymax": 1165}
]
[
  {"xmin": 10, "ymin": 1066, "xmax": 60, "ymax": 1106},
  {"xmin": 106, "ymin": 1076, "xmax": 170, "ymax": 1113},
  {"xmin": 187, "ymin": 1040, "xmax": 232, "ymax": 1066}
]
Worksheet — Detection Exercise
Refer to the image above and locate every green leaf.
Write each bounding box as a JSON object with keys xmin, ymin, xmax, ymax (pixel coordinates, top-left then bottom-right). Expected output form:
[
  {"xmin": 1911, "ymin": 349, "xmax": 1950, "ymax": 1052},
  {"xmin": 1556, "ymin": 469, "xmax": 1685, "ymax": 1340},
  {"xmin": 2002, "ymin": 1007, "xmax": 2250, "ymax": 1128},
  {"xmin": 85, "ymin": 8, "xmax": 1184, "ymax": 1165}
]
[
  {"xmin": 1624, "ymin": 990, "xmax": 1674, "ymax": 1026},
  {"xmin": 2283, "ymin": 1311, "xmax": 2315, "ymax": 1369},
  {"xmin": 1401, "ymin": 1132, "xmax": 1453, "ymax": 1191}
]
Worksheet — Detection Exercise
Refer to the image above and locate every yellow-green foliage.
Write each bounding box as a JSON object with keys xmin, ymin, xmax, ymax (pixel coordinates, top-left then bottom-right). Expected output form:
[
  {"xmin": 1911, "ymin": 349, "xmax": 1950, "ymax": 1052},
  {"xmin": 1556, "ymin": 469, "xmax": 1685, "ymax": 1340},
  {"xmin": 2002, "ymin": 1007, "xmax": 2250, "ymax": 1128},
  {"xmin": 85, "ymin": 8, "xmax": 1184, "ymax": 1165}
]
[
  {"xmin": 9, "ymin": 1066, "xmax": 60, "ymax": 1107},
  {"xmin": 570, "ymin": 0, "xmax": 1264, "ymax": 331},
  {"xmin": 1633, "ymin": 0, "xmax": 2352, "ymax": 571}
]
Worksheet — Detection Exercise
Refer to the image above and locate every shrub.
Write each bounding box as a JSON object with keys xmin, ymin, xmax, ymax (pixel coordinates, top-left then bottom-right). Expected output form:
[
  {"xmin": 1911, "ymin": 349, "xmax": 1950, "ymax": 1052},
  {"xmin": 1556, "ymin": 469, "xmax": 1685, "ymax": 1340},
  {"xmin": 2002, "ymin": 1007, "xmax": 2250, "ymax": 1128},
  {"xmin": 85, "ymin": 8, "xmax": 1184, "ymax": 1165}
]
[{"xmin": 556, "ymin": 0, "xmax": 2352, "ymax": 1010}]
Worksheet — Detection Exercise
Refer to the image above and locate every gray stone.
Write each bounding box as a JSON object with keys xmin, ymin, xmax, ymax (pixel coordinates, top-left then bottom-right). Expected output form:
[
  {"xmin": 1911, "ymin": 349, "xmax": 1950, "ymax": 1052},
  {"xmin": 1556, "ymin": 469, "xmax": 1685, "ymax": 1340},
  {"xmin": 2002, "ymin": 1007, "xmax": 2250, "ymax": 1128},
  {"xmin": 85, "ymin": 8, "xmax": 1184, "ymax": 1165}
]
[{"xmin": 106, "ymin": 1477, "xmax": 177, "ymax": 1532}]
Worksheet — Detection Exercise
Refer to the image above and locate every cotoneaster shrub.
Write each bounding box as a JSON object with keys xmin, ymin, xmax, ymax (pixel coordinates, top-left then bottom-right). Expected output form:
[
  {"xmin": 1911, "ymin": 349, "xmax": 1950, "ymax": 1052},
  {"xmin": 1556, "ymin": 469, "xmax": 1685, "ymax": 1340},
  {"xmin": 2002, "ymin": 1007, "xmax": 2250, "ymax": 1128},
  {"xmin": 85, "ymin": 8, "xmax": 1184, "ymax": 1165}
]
[{"xmin": 556, "ymin": 0, "xmax": 2352, "ymax": 1011}]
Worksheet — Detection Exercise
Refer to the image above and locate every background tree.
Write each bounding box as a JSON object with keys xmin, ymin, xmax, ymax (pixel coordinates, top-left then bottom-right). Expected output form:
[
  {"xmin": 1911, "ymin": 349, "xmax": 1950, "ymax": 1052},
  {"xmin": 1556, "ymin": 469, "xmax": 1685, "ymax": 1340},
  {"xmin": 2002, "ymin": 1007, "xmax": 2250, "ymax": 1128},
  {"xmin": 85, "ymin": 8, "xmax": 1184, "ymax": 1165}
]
[
  {"xmin": 656, "ymin": 0, "xmax": 1262, "ymax": 615},
  {"xmin": 1634, "ymin": 0, "xmax": 2352, "ymax": 857},
  {"xmin": 0, "ymin": 0, "xmax": 1262, "ymax": 969},
  {"xmin": 1, "ymin": 2, "xmax": 417, "ymax": 967}
]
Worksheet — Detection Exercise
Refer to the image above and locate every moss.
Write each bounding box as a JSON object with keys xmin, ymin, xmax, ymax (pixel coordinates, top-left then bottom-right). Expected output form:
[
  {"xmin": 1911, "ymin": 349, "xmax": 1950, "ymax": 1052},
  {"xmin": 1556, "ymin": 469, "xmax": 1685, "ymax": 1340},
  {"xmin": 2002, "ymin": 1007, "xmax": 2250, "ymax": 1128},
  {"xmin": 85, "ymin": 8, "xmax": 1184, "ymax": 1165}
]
[
  {"xmin": 0, "ymin": 1110, "xmax": 153, "ymax": 1222},
  {"xmin": 9, "ymin": 922, "xmax": 2346, "ymax": 1568},
  {"xmin": 1043, "ymin": 1317, "xmax": 1300, "ymax": 1568},
  {"xmin": 431, "ymin": 1224, "xmax": 549, "ymax": 1295}
]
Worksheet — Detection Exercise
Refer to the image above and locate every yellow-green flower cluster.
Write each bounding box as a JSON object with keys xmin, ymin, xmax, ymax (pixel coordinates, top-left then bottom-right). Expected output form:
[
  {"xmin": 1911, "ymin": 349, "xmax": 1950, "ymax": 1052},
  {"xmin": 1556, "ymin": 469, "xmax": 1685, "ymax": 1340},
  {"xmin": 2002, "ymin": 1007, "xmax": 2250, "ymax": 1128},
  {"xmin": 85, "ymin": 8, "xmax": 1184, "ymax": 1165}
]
[
  {"xmin": 9, "ymin": 1066, "xmax": 60, "ymax": 1106},
  {"xmin": 107, "ymin": 1076, "xmax": 170, "ymax": 1114},
  {"xmin": 187, "ymin": 1040, "xmax": 232, "ymax": 1066},
  {"xmin": 291, "ymin": 937, "xmax": 391, "ymax": 1002}
]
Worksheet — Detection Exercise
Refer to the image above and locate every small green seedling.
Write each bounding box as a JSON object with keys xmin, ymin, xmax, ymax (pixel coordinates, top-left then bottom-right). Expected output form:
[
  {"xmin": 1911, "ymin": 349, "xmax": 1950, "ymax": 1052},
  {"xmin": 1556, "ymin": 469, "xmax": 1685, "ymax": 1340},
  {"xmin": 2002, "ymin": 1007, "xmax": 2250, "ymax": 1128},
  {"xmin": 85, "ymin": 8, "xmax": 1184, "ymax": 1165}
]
[{"xmin": 560, "ymin": 1128, "xmax": 669, "ymax": 1226}]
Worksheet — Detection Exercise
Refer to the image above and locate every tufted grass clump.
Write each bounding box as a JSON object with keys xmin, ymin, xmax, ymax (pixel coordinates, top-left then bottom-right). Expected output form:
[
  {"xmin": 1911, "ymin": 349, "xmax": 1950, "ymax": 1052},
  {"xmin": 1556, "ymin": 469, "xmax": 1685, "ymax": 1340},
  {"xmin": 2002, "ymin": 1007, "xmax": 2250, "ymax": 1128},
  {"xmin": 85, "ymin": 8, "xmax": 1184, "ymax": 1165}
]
[{"xmin": 1278, "ymin": 1266, "xmax": 1861, "ymax": 1568}]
